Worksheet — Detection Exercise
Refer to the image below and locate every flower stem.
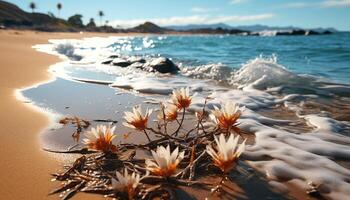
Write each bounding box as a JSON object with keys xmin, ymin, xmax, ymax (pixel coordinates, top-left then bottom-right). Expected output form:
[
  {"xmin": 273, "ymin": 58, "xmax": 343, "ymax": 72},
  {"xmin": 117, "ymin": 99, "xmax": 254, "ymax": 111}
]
[
  {"xmin": 143, "ymin": 130, "xmax": 151, "ymax": 142},
  {"xmin": 172, "ymin": 108, "xmax": 185, "ymax": 136}
]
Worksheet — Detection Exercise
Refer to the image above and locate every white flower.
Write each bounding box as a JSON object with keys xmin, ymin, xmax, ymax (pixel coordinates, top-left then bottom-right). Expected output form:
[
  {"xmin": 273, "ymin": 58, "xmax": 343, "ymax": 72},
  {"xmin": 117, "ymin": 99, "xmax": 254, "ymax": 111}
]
[
  {"xmin": 112, "ymin": 169, "xmax": 141, "ymax": 199},
  {"xmin": 123, "ymin": 105, "xmax": 152, "ymax": 131},
  {"xmin": 206, "ymin": 133, "xmax": 246, "ymax": 172},
  {"xmin": 145, "ymin": 145, "xmax": 185, "ymax": 177},
  {"xmin": 171, "ymin": 87, "xmax": 192, "ymax": 109},
  {"xmin": 210, "ymin": 102, "xmax": 244, "ymax": 130},
  {"xmin": 158, "ymin": 103, "xmax": 178, "ymax": 122},
  {"xmin": 83, "ymin": 125, "xmax": 117, "ymax": 152}
]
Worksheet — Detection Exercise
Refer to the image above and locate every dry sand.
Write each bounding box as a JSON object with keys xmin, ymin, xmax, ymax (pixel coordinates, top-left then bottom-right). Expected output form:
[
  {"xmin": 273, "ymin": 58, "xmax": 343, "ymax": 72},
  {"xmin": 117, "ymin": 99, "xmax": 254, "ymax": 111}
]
[
  {"xmin": 0, "ymin": 30, "xmax": 315, "ymax": 200},
  {"xmin": 0, "ymin": 30, "xmax": 136, "ymax": 199}
]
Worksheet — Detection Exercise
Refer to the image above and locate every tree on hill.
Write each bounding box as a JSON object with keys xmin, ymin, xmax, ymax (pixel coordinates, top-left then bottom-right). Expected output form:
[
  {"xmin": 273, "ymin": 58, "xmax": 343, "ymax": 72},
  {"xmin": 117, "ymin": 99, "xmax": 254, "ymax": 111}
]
[
  {"xmin": 86, "ymin": 18, "xmax": 96, "ymax": 28},
  {"xmin": 57, "ymin": 3, "xmax": 62, "ymax": 18},
  {"xmin": 98, "ymin": 10, "xmax": 104, "ymax": 26},
  {"xmin": 29, "ymin": 2, "xmax": 36, "ymax": 13},
  {"xmin": 67, "ymin": 14, "xmax": 83, "ymax": 28}
]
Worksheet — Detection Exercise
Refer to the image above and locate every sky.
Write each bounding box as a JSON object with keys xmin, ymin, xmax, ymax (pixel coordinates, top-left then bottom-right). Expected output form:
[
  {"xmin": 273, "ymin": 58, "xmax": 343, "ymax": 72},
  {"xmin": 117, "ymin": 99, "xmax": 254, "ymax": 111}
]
[{"xmin": 7, "ymin": 0, "xmax": 350, "ymax": 30}]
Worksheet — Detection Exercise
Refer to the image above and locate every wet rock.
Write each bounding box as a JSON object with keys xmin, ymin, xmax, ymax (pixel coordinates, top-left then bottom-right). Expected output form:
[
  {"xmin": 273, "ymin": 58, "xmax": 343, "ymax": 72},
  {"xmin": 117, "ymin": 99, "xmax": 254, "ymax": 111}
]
[
  {"xmin": 112, "ymin": 58, "xmax": 131, "ymax": 67},
  {"xmin": 306, "ymin": 30, "xmax": 319, "ymax": 35},
  {"xmin": 101, "ymin": 59, "xmax": 113, "ymax": 64},
  {"xmin": 108, "ymin": 55, "xmax": 119, "ymax": 59},
  {"xmin": 127, "ymin": 56, "xmax": 146, "ymax": 63},
  {"xmin": 144, "ymin": 57, "xmax": 179, "ymax": 74},
  {"xmin": 129, "ymin": 62, "xmax": 144, "ymax": 69}
]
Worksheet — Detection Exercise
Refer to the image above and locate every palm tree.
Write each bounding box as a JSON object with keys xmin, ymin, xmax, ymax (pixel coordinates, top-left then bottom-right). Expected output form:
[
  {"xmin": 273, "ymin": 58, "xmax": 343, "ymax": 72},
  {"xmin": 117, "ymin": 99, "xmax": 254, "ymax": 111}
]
[
  {"xmin": 57, "ymin": 3, "xmax": 62, "ymax": 18},
  {"xmin": 29, "ymin": 2, "xmax": 36, "ymax": 13},
  {"xmin": 98, "ymin": 10, "xmax": 104, "ymax": 26}
]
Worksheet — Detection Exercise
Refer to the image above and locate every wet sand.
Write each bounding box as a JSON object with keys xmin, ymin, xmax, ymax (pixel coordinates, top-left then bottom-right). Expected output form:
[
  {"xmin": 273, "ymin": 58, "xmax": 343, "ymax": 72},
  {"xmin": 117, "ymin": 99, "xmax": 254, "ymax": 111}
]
[
  {"xmin": 0, "ymin": 30, "xmax": 141, "ymax": 199},
  {"xmin": 1, "ymin": 29, "xmax": 340, "ymax": 200}
]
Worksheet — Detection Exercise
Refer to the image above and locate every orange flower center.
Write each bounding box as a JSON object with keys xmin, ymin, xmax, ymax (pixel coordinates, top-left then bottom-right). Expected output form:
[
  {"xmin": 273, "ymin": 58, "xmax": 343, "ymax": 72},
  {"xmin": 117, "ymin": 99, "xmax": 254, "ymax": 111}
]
[
  {"xmin": 87, "ymin": 133, "xmax": 117, "ymax": 152},
  {"xmin": 166, "ymin": 111, "xmax": 178, "ymax": 121},
  {"xmin": 130, "ymin": 118, "xmax": 148, "ymax": 130},
  {"xmin": 214, "ymin": 157, "xmax": 237, "ymax": 173},
  {"xmin": 175, "ymin": 97, "xmax": 191, "ymax": 109},
  {"xmin": 217, "ymin": 112, "xmax": 240, "ymax": 130},
  {"xmin": 150, "ymin": 163, "xmax": 178, "ymax": 177},
  {"xmin": 125, "ymin": 184, "xmax": 136, "ymax": 200}
]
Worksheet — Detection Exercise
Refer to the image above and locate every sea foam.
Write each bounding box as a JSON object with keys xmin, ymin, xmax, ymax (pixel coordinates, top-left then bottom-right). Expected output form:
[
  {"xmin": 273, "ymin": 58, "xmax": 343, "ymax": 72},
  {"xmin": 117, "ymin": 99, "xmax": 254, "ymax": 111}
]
[{"xmin": 34, "ymin": 36, "xmax": 350, "ymax": 199}]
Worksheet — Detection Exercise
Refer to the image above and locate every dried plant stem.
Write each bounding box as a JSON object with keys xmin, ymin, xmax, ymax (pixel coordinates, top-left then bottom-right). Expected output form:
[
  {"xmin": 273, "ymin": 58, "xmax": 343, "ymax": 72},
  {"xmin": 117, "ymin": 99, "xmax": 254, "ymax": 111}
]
[
  {"xmin": 49, "ymin": 92, "xmax": 250, "ymax": 200},
  {"xmin": 143, "ymin": 130, "xmax": 152, "ymax": 142},
  {"xmin": 172, "ymin": 108, "xmax": 185, "ymax": 136}
]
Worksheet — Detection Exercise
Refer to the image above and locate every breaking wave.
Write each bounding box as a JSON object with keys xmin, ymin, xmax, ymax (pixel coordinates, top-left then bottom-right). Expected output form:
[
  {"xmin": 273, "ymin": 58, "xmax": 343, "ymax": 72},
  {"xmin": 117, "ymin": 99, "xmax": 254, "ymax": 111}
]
[{"xmin": 31, "ymin": 36, "xmax": 350, "ymax": 200}]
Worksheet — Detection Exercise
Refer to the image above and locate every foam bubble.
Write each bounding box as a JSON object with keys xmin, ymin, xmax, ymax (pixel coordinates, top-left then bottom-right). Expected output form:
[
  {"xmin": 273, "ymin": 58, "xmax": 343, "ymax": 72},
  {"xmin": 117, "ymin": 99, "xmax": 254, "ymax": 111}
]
[{"xmin": 33, "ymin": 36, "xmax": 350, "ymax": 199}]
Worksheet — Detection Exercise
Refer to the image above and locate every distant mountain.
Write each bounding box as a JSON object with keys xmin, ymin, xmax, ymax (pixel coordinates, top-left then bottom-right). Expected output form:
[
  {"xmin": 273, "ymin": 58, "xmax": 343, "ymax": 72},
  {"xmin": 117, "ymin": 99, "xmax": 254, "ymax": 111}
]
[
  {"xmin": 129, "ymin": 22, "xmax": 169, "ymax": 33},
  {"xmin": 0, "ymin": 0, "xmax": 72, "ymax": 31},
  {"xmin": 0, "ymin": 0, "xmax": 55, "ymax": 26},
  {"xmin": 311, "ymin": 27, "xmax": 338, "ymax": 33},
  {"xmin": 233, "ymin": 24, "xmax": 338, "ymax": 32},
  {"xmin": 166, "ymin": 23, "xmax": 232, "ymax": 31},
  {"xmin": 0, "ymin": 0, "xmax": 35, "ymax": 26},
  {"xmin": 166, "ymin": 23, "xmax": 338, "ymax": 33},
  {"xmin": 0, "ymin": 1, "xmax": 337, "ymax": 35}
]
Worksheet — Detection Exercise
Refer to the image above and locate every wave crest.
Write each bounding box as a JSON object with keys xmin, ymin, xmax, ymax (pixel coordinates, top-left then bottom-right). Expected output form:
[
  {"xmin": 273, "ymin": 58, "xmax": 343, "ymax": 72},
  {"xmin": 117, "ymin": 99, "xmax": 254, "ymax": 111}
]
[{"xmin": 231, "ymin": 55, "xmax": 298, "ymax": 89}]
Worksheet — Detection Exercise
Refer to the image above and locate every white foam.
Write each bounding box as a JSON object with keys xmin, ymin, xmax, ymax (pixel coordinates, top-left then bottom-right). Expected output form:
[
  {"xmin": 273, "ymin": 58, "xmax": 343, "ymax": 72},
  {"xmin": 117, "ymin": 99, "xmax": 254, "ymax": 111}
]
[{"xmin": 33, "ymin": 36, "xmax": 350, "ymax": 199}]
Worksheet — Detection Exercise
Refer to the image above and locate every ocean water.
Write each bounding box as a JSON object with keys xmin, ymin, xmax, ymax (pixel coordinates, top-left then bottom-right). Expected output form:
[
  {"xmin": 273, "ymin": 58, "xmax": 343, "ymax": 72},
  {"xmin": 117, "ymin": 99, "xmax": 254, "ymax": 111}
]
[
  {"xmin": 111, "ymin": 33, "xmax": 350, "ymax": 84},
  {"xmin": 25, "ymin": 33, "xmax": 350, "ymax": 199}
]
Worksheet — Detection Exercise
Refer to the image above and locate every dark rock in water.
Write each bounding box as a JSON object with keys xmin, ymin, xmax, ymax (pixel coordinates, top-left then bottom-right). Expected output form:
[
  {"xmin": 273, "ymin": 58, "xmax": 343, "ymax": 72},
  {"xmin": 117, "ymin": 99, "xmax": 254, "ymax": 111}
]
[
  {"xmin": 129, "ymin": 62, "xmax": 144, "ymax": 69},
  {"xmin": 101, "ymin": 59, "xmax": 113, "ymax": 64},
  {"xmin": 323, "ymin": 30, "xmax": 332, "ymax": 34},
  {"xmin": 249, "ymin": 32, "xmax": 259, "ymax": 36},
  {"xmin": 108, "ymin": 55, "xmax": 119, "ymax": 59},
  {"xmin": 144, "ymin": 57, "xmax": 179, "ymax": 74},
  {"xmin": 127, "ymin": 56, "xmax": 146, "ymax": 63},
  {"xmin": 291, "ymin": 30, "xmax": 306, "ymax": 35},
  {"xmin": 112, "ymin": 58, "xmax": 131, "ymax": 67}
]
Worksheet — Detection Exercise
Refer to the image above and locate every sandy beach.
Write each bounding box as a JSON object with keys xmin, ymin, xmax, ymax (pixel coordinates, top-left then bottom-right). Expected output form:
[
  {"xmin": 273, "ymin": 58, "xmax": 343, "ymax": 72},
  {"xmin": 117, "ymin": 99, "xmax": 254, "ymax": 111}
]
[
  {"xmin": 0, "ymin": 30, "xmax": 128, "ymax": 199},
  {"xmin": 0, "ymin": 30, "xmax": 285, "ymax": 200},
  {"xmin": 1, "ymin": 0, "xmax": 350, "ymax": 199},
  {"xmin": 1, "ymin": 28, "xmax": 349, "ymax": 200}
]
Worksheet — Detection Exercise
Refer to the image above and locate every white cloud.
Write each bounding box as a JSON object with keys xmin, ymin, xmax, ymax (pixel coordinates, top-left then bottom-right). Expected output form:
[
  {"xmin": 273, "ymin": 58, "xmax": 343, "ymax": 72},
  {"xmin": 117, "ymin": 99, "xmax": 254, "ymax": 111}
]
[
  {"xmin": 284, "ymin": 2, "xmax": 311, "ymax": 8},
  {"xmin": 229, "ymin": 0, "xmax": 248, "ymax": 5},
  {"xmin": 320, "ymin": 0, "xmax": 350, "ymax": 7},
  {"xmin": 283, "ymin": 0, "xmax": 350, "ymax": 8},
  {"xmin": 110, "ymin": 14, "xmax": 274, "ymax": 28},
  {"xmin": 190, "ymin": 7, "xmax": 219, "ymax": 13}
]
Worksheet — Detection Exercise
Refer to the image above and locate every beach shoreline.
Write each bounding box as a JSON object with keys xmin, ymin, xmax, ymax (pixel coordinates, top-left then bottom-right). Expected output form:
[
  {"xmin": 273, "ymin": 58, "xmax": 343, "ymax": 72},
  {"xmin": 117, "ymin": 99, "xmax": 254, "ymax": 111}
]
[
  {"xmin": 0, "ymin": 29, "xmax": 143, "ymax": 199},
  {"xmin": 1, "ymin": 29, "xmax": 349, "ymax": 200}
]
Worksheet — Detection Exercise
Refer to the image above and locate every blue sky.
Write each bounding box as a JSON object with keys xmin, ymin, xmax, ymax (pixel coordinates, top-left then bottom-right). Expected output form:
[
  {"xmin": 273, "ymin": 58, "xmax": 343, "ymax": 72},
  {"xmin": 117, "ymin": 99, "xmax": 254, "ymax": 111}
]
[{"xmin": 7, "ymin": 0, "xmax": 350, "ymax": 30}]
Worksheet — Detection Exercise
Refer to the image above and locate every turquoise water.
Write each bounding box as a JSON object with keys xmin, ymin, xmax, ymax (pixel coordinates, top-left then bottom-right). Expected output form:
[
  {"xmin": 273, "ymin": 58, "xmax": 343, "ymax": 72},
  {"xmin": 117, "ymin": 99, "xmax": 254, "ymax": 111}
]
[
  {"xmin": 21, "ymin": 33, "xmax": 350, "ymax": 199},
  {"xmin": 113, "ymin": 33, "xmax": 350, "ymax": 83}
]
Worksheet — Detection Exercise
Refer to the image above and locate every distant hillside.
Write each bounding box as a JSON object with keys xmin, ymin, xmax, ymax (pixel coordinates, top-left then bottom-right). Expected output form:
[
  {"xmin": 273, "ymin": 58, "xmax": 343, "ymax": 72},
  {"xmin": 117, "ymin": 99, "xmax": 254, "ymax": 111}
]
[
  {"xmin": 167, "ymin": 23, "xmax": 338, "ymax": 33},
  {"xmin": 128, "ymin": 22, "xmax": 169, "ymax": 33},
  {"xmin": 0, "ymin": 0, "xmax": 32, "ymax": 26},
  {"xmin": 0, "ymin": 0, "xmax": 71, "ymax": 31},
  {"xmin": 0, "ymin": 1, "xmax": 336, "ymax": 35},
  {"xmin": 166, "ymin": 23, "xmax": 233, "ymax": 31},
  {"xmin": 232, "ymin": 24, "xmax": 338, "ymax": 32},
  {"xmin": 0, "ymin": 0, "xmax": 54, "ymax": 26}
]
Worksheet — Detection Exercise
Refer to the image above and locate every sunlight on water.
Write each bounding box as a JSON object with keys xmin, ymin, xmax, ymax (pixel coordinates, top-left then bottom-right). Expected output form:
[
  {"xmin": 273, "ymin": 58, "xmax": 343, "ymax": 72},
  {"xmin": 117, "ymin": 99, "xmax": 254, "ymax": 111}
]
[{"xmin": 28, "ymin": 34, "xmax": 350, "ymax": 199}]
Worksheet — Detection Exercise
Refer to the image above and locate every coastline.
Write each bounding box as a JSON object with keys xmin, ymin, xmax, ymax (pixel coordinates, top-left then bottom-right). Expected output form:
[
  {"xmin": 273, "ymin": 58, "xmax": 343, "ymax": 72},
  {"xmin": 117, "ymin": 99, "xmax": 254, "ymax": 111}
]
[
  {"xmin": 1, "ymin": 29, "xmax": 349, "ymax": 200},
  {"xmin": 0, "ymin": 30, "xmax": 139, "ymax": 199}
]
